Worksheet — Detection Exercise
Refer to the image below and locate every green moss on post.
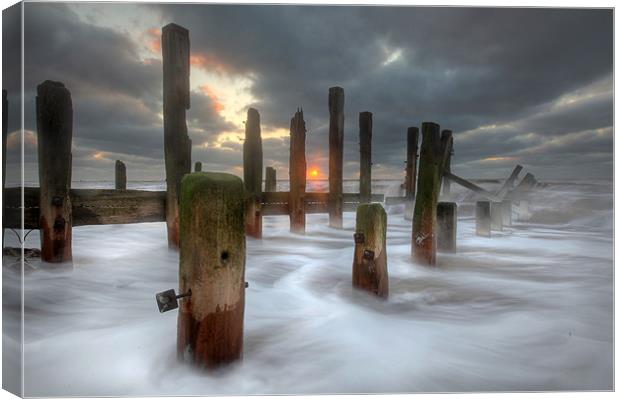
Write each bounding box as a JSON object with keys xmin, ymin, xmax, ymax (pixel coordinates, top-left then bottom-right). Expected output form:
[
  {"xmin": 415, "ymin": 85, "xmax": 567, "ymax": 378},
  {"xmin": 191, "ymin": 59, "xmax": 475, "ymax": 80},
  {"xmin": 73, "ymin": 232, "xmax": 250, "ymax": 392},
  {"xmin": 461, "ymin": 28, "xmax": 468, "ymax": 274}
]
[
  {"xmin": 352, "ymin": 203, "xmax": 388, "ymax": 298},
  {"xmin": 177, "ymin": 172, "xmax": 246, "ymax": 369}
]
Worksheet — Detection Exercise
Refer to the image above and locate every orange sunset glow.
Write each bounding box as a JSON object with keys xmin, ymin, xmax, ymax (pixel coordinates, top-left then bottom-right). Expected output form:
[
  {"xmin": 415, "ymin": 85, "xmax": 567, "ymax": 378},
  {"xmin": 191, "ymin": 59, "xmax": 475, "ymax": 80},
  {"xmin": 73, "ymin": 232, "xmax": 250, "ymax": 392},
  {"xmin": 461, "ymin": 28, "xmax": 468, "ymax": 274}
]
[{"xmin": 309, "ymin": 168, "xmax": 319, "ymax": 179}]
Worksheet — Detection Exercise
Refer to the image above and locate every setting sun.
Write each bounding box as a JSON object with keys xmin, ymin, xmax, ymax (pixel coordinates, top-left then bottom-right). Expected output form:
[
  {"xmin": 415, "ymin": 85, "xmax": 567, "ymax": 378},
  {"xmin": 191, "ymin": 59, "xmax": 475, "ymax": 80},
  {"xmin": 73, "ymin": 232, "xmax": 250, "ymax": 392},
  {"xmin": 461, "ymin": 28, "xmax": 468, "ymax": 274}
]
[{"xmin": 309, "ymin": 168, "xmax": 319, "ymax": 178}]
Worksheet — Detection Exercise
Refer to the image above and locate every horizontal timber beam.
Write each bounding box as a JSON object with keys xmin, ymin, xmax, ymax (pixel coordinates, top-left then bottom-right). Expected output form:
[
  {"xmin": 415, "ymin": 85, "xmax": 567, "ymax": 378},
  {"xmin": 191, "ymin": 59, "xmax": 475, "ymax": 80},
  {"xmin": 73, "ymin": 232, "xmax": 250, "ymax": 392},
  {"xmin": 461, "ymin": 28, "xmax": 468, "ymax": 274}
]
[{"xmin": 5, "ymin": 188, "xmax": 385, "ymax": 229}]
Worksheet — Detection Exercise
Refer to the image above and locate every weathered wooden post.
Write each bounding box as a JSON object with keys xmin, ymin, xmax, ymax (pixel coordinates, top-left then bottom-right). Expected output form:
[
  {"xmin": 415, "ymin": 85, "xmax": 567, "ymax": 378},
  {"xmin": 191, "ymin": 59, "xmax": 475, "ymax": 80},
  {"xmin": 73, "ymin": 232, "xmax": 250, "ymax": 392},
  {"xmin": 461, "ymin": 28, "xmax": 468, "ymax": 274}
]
[
  {"xmin": 328, "ymin": 86, "xmax": 344, "ymax": 228},
  {"xmin": 243, "ymin": 108, "xmax": 263, "ymax": 238},
  {"xmin": 115, "ymin": 160, "xmax": 127, "ymax": 190},
  {"xmin": 411, "ymin": 122, "xmax": 450, "ymax": 266},
  {"xmin": 475, "ymin": 200, "xmax": 491, "ymax": 237},
  {"xmin": 352, "ymin": 203, "xmax": 388, "ymax": 298},
  {"xmin": 437, "ymin": 202, "xmax": 457, "ymax": 253},
  {"xmin": 359, "ymin": 111, "xmax": 372, "ymax": 204},
  {"xmin": 404, "ymin": 127, "xmax": 419, "ymax": 220},
  {"xmin": 2, "ymin": 90, "xmax": 7, "ymax": 248},
  {"xmin": 194, "ymin": 161, "xmax": 202, "ymax": 172},
  {"xmin": 177, "ymin": 172, "xmax": 246, "ymax": 369},
  {"xmin": 441, "ymin": 130, "xmax": 453, "ymax": 197},
  {"xmin": 36, "ymin": 80, "xmax": 73, "ymax": 263},
  {"xmin": 265, "ymin": 167, "xmax": 276, "ymax": 192},
  {"xmin": 501, "ymin": 199, "xmax": 512, "ymax": 226},
  {"xmin": 289, "ymin": 109, "xmax": 306, "ymax": 234},
  {"xmin": 496, "ymin": 165, "xmax": 523, "ymax": 198},
  {"xmin": 163, "ymin": 23, "xmax": 192, "ymax": 248},
  {"xmin": 491, "ymin": 201, "xmax": 503, "ymax": 231}
]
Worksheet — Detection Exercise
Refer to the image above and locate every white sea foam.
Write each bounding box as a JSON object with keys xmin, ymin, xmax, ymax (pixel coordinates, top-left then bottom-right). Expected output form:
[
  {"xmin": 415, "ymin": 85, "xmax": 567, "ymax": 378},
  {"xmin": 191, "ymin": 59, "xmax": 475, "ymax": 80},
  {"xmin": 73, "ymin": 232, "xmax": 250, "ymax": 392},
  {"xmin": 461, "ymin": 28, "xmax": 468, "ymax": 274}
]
[{"xmin": 3, "ymin": 179, "xmax": 613, "ymax": 395}]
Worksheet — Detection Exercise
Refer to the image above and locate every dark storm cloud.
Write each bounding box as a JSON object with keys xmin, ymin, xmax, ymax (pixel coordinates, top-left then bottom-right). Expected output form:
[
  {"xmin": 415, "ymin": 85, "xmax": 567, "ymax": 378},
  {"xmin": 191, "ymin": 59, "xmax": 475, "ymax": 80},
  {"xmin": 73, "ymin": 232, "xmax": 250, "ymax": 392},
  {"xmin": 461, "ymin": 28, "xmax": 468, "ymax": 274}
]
[
  {"xmin": 156, "ymin": 4, "xmax": 612, "ymax": 179},
  {"xmin": 7, "ymin": 3, "xmax": 613, "ymax": 182}
]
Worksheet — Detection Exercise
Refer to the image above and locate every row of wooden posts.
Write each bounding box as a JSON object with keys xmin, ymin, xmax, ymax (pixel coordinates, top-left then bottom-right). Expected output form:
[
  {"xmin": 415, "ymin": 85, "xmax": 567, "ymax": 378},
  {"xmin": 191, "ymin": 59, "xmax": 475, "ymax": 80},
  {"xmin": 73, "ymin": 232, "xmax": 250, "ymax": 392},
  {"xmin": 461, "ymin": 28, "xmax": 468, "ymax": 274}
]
[{"xmin": 2, "ymin": 22, "xmax": 540, "ymax": 369}]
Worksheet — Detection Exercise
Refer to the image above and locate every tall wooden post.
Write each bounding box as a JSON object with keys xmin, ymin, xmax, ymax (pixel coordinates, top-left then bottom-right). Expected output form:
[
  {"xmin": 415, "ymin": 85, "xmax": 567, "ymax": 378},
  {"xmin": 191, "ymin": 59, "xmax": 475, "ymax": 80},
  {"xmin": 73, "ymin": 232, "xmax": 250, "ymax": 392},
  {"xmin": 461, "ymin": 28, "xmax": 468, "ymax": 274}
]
[
  {"xmin": 496, "ymin": 165, "xmax": 523, "ymax": 198},
  {"xmin": 437, "ymin": 202, "xmax": 457, "ymax": 253},
  {"xmin": 243, "ymin": 108, "xmax": 263, "ymax": 238},
  {"xmin": 404, "ymin": 127, "xmax": 419, "ymax": 220},
  {"xmin": 352, "ymin": 203, "xmax": 388, "ymax": 298},
  {"xmin": 265, "ymin": 167, "xmax": 276, "ymax": 192},
  {"xmin": 412, "ymin": 122, "xmax": 450, "ymax": 266},
  {"xmin": 177, "ymin": 172, "xmax": 245, "ymax": 369},
  {"xmin": 115, "ymin": 160, "xmax": 127, "ymax": 190},
  {"xmin": 328, "ymin": 87, "xmax": 344, "ymax": 228},
  {"xmin": 2, "ymin": 90, "xmax": 7, "ymax": 248},
  {"xmin": 475, "ymin": 201, "xmax": 491, "ymax": 237},
  {"xmin": 163, "ymin": 23, "xmax": 192, "ymax": 249},
  {"xmin": 441, "ymin": 130, "xmax": 453, "ymax": 197},
  {"xmin": 501, "ymin": 199, "xmax": 512, "ymax": 226},
  {"xmin": 289, "ymin": 109, "xmax": 306, "ymax": 234},
  {"xmin": 359, "ymin": 111, "xmax": 372, "ymax": 204},
  {"xmin": 490, "ymin": 201, "xmax": 503, "ymax": 231},
  {"xmin": 194, "ymin": 161, "xmax": 202, "ymax": 172},
  {"xmin": 36, "ymin": 80, "xmax": 73, "ymax": 263}
]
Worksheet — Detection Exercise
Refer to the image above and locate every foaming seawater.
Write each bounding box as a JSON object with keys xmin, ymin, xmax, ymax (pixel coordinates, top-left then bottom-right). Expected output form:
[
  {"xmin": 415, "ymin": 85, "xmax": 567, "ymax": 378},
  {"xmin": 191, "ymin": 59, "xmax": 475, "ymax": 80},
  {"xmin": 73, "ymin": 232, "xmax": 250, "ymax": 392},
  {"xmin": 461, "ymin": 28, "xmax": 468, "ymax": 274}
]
[{"xmin": 3, "ymin": 179, "xmax": 613, "ymax": 395}]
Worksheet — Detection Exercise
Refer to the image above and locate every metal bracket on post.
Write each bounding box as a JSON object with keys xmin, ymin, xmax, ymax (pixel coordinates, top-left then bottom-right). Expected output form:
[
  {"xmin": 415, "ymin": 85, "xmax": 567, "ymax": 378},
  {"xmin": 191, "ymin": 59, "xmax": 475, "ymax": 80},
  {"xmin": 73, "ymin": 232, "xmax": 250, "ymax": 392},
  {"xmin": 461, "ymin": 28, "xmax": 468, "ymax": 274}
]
[{"xmin": 155, "ymin": 288, "xmax": 191, "ymax": 313}]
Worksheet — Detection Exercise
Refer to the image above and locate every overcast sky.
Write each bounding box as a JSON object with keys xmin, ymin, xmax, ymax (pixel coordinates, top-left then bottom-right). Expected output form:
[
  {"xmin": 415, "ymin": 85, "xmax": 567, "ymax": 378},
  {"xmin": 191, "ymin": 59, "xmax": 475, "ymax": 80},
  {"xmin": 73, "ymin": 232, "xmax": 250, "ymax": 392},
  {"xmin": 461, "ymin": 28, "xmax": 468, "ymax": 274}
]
[{"xmin": 2, "ymin": 3, "xmax": 613, "ymax": 184}]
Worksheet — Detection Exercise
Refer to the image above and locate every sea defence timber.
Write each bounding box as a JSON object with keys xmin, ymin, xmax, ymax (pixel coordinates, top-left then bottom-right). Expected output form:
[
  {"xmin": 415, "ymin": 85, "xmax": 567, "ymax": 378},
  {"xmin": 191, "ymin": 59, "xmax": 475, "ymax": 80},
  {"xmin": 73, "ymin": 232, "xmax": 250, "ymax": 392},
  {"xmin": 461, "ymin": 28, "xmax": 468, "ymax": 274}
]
[
  {"xmin": 2, "ymin": 23, "xmax": 542, "ymax": 266},
  {"xmin": 177, "ymin": 172, "xmax": 245, "ymax": 368},
  {"xmin": 352, "ymin": 203, "xmax": 388, "ymax": 298}
]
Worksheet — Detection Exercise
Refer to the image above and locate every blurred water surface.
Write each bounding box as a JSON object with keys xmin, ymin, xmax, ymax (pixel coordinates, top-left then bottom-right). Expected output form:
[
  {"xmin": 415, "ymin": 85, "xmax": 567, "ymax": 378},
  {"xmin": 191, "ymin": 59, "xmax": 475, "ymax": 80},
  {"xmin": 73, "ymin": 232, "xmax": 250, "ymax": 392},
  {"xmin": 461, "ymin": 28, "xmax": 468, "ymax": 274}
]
[{"xmin": 3, "ymin": 179, "xmax": 613, "ymax": 395}]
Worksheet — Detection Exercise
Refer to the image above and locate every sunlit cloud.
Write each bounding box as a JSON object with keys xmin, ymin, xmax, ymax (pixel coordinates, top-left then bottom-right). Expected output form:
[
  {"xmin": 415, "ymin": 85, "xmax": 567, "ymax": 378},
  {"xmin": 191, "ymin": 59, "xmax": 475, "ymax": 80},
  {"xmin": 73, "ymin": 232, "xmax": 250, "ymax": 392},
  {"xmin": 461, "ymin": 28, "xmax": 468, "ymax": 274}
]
[
  {"xmin": 145, "ymin": 27, "xmax": 161, "ymax": 55},
  {"xmin": 190, "ymin": 53, "xmax": 235, "ymax": 75},
  {"xmin": 382, "ymin": 48, "xmax": 403, "ymax": 66},
  {"xmin": 7, "ymin": 130, "xmax": 37, "ymax": 149},
  {"xmin": 92, "ymin": 151, "xmax": 110, "ymax": 161},
  {"xmin": 480, "ymin": 156, "xmax": 519, "ymax": 163},
  {"xmin": 199, "ymin": 85, "xmax": 225, "ymax": 113}
]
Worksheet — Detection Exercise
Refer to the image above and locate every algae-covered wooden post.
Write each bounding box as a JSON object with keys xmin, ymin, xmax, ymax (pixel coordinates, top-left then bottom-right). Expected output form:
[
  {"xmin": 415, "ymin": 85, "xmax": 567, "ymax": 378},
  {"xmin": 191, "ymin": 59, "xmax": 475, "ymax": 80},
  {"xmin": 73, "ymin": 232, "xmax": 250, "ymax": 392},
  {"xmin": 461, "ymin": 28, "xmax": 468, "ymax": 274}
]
[
  {"xmin": 441, "ymin": 130, "xmax": 453, "ymax": 197},
  {"xmin": 437, "ymin": 202, "xmax": 457, "ymax": 253},
  {"xmin": 352, "ymin": 203, "xmax": 388, "ymax": 298},
  {"xmin": 2, "ymin": 90, "xmax": 7, "ymax": 248},
  {"xmin": 490, "ymin": 201, "xmax": 503, "ymax": 231},
  {"xmin": 115, "ymin": 160, "xmax": 127, "ymax": 190},
  {"xmin": 475, "ymin": 200, "xmax": 491, "ymax": 237},
  {"xmin": 163, "ymin": 23, "xmax": 192, "ymax": 248},
  {"xmin": 194, "ymin": 161, "xmax": 202, "ymax": 172},
  {"xmin": 243, "ymin": 108, "xmax": 263, "ymax": 238},
  {"xmin": 328, "ymin": 86, "xmax": 344, "ymax": 228},
  {"xmin": 412, "ymin": 122, "xmax": 449, "ymax": 266},
  {"xmin": 501, "ymin": 199, "xmax": 512, "ymax": 226},
  {"xmin": 289, "ymin": 109, "xmax": 306, "ymax": 234},
  {"xmin": 177, "ymin": 172, "xmax": 246, "ymax": 369},
  {"xmin": 404, "ymin": 127, "xmax": 419, "ymax": 220},
  {"xmin": 265, "ymin": 167, "xmax": 276, "ymax": 192},
  {"xmin": 36, "ymin": 80, "xmax": 73, "ymax": 263},
  {"xmin": 359, "ymin": 111, "xmax": 372, "ymax": 204}
]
